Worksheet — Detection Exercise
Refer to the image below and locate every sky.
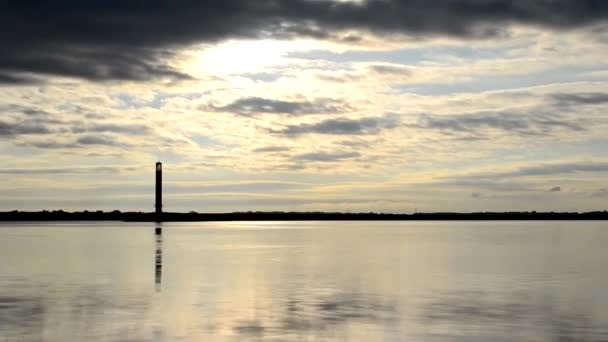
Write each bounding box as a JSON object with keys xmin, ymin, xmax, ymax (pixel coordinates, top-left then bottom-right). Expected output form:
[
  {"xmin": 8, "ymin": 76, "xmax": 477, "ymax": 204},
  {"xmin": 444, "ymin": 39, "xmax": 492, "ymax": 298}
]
[{"xmin": 2, "ymin": 0, "xmax": 608, "ymax": 213}]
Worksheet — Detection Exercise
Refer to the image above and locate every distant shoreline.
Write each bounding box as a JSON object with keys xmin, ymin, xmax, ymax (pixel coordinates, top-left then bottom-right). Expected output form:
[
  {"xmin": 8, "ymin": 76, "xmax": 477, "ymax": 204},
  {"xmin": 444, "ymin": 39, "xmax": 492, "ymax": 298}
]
[{"xmin": 1, "ymin": 210, "xmax": 608, "ymax": 222}]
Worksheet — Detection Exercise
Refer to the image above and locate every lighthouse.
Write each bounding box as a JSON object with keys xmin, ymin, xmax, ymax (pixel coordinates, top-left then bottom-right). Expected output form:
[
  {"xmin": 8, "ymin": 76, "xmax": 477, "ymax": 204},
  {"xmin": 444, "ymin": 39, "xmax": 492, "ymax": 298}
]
[{"xmin": 155, "ymin": 162, "xmax": 162, "ymax": 219}]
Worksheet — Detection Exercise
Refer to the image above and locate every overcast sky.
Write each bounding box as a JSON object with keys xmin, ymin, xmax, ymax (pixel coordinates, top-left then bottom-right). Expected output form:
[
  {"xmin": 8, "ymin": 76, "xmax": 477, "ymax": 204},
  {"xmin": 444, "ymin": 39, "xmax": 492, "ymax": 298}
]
[{"xmin": 2, "ymin": 0, "xmax": 608, "ymax": 212}]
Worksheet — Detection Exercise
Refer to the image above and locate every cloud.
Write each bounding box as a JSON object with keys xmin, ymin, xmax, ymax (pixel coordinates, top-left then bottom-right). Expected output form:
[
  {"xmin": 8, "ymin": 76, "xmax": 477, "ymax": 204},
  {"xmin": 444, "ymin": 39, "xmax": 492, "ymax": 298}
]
[
  {"xmin": 0, "ymin": 166, "xmax": 132, "ymax": 175},
  {"xmin": 549, "ymin": 186, "xmax": 562, "ymax": 192},
  {"xmin": 16, "ymin": 132, "xmax": 131, "ymax": 149},
  {"xmin": 71, "ymin": 123, "xmax": 151, "ymax": 135},
  {"xmin": 431, "ymin": 179, "xmax": 534, "ymax": 192},
  {"xmin": 0, "ymin": 121, "xmax": 52, "ymax": 136},
  {"xmin": 3, "ymin": 0, "xmax": 608, "ymax": 82},
  {"xmin": 0, "ymin": 72, "xmax": 38, "ymax": 85},
  {"xmin": 551, "ymin": 92, "xmax": 608, "ymax": 106},
  {"xmin": 252, "ymin": 146, "xmax": 291, "ymax": 153},
  {"xmin": 416, "ymin": 111, "xmax": 584, "ymax": 137},
  {"xmin": 0, "ymin": 45, "xmax": 190, "ymax": 84},
  {"xmin": 592, "ymin": 188, "xmax": 608, "ymax": 197},
  {"xmin": 317, "ymin": 73, "xmax": 361, "ymax": 83},
  {"xmin": 293, "ymin": 151, "xmax": 360, "ymax": 162},
  {"xmin": 368, "ymin": 64, "xmax": 411, "ymax": 75},
  {"xmin": 20, "ymin": 141, "xmax": 79, "ymax": 149},
  {"xmin": 169, "ymin": 181, "xmax": 305, "ymax": 194},
  {"xmin": 242, "ymin": 72, "xmax": 283, "ymax": 83},
  {"xmin": 466, "ymin": 161, "xmax": 608, "ymax": 179},
  {"xmin": 207, "ymin": 97, "xmax": 349, "ymax": 115},
  {"xmin": 76, "ymin": 135, "xmax": 119, "ymax": 146},
  {"xmin": 275, "ymin": 115, "xmax": 398, "ymax": 136}
]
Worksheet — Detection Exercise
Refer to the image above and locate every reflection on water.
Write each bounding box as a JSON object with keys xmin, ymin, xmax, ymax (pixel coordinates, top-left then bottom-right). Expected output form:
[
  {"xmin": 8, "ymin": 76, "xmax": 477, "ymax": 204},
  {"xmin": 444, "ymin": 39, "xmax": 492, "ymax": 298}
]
[
  {"xmin": 1, "ymin": 221, "xmax": 608, "ymax": 341},
  {"xmin": 155, "ymin": 226, "xmax": 162, "ymax": 292},
  {"xmin": 419, "ymin": 291, "xmax": 608, "ymax": 341},
  {"xmin": 230, "ymin": 291, "xmax": 399, "ymax": 340},
  {"xmin": 0, "ymin": 294, "xmax": 45, "ymax": 341}
]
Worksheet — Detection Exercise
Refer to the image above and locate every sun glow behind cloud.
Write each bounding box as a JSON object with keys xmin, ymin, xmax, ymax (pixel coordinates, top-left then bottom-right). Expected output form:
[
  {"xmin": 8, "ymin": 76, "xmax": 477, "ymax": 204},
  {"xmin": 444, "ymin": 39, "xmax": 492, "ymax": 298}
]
[{"xmin": 186, "ymin": 39, "xmax": 329, "ymax": 77}]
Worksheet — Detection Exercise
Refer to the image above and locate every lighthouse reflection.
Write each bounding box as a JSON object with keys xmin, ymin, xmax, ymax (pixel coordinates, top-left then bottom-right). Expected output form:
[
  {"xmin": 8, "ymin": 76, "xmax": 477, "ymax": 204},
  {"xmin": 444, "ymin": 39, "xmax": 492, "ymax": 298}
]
[{"xmin": 154, "ymin": 225, "xmax": 162, "ymax": 292}]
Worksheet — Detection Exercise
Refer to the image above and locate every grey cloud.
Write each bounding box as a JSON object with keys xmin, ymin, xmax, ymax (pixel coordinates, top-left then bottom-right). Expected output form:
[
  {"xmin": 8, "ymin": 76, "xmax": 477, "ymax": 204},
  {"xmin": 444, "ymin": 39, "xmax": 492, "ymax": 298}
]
[
  {"xmin": 0, "ymin": 167, "xmax": 132, "ymax": 175},
  {"xmin": 468, "ymin": 161, "xmax": 608, "ymax": 180},
  {"xmin": 208, "ymin": 97, "xmax": 349, "ymax": 115},
  {"xmin": 252, "ymin": 146, "xmax": 291, "ymax": 153},
  {"xmin": 276, "ymin": 115, "xmax": 398, "ymax": 136},
  {"xmin": 592, "ymin": 188, "xmax": 608, "ymax": 197},
  {"xmin": 317, "ymin": 73, "xmax": 361, "ymax": 83},
  {"xmin": 23, "ymin": 135, "xmax": 124, "ymax": 149},
  {"xmin": 0, "ymin": 72, "xmax": 38, "ymax": 85},
  {"xmin": 0, "ymin": 121, "xmax": 52, "ymax": 136},
  {"xmin": 434, "ymin": 162, "xmax": 608, "ymax": 192},
  {"xmin": 242, "ymin": 72, "xmax": 282, "ymax": 83},
  {"xmin": 3, "ymin": 1, "xmax": 608, "ymax": 82},
  {"xmin": 71, "ymin": 123, "xmax": 151, "ymax": 135},
  {"xmin": 21, "ymin": 141, "xmax": 79, "ymax": 149},
  {"xmin": 2, "ymin": 107, "xmax": 149, "ymax": 149},
  {"xmin": 293, "ymin": 151, "xmax": 360, "ymax": 162},
  {"xmin": 551, "ymin": 92, "xmax": 608, "ymax": 106},
  {"xmin": 20, "ymin": 109, "xmax": 51, "ymax": 117},
  {"xmin": 368, "ymin": 64, "xmax": 411, "ymax": 75},
  {"xmin": 416, "ymin": 111, "xmax": 584, "ymax": 136},
  {"xmin": 76, "ymin": 135, "xmax": 119, "ymax": 146},
  {"xmin": 169, "ymin": 182, "xmax": 304, "ymax": 194},
  {"xmin": 431, "ymin": 179, "xmax": 534, "ymax": 192},
  {"xmin": 3, "ymin": 104, "xmax": 69, "ymax": 125},
  {"xmin": 340, "ymin": 34, "xmax": 364, "ymax": 43}
]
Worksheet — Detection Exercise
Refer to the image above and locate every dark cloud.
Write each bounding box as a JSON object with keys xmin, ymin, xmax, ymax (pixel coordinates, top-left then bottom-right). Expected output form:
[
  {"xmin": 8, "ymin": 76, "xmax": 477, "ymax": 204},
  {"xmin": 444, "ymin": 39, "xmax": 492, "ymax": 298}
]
[
  {"xmin": 550, "ymin": 92, "xmax": 608, "ymax": 106},
  {"xmin": 207, "ymin": 97, "xmax": 349, "ymax": 115},
  {"xmin": 293, "ymin": 151, "xmax": 360, "ymax": 162},
  {"xmin": 252, "ymin": 146, "xmax": 291, "ymax": 153},
  {"xmin": 3, "ymin": 1, "xmax": 608, "ymax": 82},
  {"xmin": 549, "ymin": 186, "xmax": 562, "ymax": 192},
  {"xmin": 416, "ymin": 111, "xmax": 584, "ymax": 136},
  {"xmin": 276, "ymin": 115, "xmax": 398, "ymax": 136},
  {"xmin": 0, "ymin": 47, "xmax": 190, "ymax": 84}
]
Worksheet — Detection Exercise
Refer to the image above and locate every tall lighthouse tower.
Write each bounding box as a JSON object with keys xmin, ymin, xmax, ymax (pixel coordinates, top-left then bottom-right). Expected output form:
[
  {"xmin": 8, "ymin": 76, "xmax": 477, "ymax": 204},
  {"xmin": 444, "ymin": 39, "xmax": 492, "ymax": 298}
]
[{"xmin": 155, "ymin": 162, "xmax": 162, "ymax": 220}]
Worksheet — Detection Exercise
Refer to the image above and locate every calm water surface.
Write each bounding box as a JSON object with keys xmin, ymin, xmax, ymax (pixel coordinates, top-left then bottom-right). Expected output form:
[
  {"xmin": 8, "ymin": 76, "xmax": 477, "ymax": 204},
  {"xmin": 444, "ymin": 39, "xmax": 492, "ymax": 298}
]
[{"xmin": 1, "ymin": 221, "xmax": 608, "ymax": 341}]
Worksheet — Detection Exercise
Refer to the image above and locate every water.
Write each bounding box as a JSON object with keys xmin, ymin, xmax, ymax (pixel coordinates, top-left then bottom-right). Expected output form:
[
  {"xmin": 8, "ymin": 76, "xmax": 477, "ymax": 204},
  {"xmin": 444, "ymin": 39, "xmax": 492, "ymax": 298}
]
[{"xmin": 1, "ymin": 221, "xmax": 608, "ymax": 341}]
